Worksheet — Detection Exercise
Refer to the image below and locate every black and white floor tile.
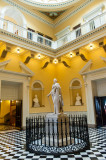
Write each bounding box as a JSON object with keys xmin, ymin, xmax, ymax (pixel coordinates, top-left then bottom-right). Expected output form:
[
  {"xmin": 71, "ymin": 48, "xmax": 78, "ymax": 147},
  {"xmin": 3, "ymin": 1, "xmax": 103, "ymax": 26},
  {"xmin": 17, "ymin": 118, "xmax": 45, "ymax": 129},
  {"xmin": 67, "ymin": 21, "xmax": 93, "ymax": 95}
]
[{"xmin": 0, "ymin": 127, "xmax": 106, "ymax": 160}]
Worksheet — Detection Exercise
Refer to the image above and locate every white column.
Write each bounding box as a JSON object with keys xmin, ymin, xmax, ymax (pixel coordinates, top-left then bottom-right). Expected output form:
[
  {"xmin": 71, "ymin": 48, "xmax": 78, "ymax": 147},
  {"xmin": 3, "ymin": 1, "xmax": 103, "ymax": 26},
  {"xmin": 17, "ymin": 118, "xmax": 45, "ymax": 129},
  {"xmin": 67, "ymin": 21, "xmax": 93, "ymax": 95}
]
[
  {"xmin": 85, "ymin": 79, "xmax": 96, "ymax": 125},
  {"xmin": 0, "ymin": 20, "xmax": 3, "ymax": 29},
  {"xmin": 7, "ymin": 22, "xmax": 13, "ymax": 33},
  {"xmin": 22, "ymin": 81, "xmax": 29, "ymax": 127}
]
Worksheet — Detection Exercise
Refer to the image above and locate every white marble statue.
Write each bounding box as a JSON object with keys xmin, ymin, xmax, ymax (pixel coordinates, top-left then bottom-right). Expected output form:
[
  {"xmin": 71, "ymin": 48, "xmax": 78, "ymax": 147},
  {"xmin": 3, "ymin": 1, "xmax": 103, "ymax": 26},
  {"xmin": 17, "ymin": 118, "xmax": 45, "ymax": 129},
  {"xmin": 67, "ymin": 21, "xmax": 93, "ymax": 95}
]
[
  {"xmin": 47, "ymin": 78, "xmax": 64, "ymax": 114},
  {"xmin": 75, "ymin": 93, "xmax": 82, "ymax": 106},
  {"xmin": 33, "ymin": 94, "xmax": 40, "ymax": 107}
]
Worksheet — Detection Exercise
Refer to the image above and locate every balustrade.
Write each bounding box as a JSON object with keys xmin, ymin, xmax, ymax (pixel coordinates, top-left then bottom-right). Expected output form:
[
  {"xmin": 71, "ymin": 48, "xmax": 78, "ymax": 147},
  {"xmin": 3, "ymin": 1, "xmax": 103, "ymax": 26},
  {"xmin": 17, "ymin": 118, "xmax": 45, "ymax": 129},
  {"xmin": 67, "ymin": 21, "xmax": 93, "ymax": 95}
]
[{"xmin": 0, "ymin": 12, "xmax": 105, "ymax": 50}]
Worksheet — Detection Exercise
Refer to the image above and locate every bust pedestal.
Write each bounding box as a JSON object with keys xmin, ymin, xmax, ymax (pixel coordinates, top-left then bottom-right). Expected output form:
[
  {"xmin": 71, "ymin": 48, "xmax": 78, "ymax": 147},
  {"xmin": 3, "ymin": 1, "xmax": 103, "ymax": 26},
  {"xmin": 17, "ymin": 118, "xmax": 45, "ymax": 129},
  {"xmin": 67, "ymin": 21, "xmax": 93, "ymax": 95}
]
[{"xmin": 45, "ymin": 113, "xmax": 69, "ymax": 146}]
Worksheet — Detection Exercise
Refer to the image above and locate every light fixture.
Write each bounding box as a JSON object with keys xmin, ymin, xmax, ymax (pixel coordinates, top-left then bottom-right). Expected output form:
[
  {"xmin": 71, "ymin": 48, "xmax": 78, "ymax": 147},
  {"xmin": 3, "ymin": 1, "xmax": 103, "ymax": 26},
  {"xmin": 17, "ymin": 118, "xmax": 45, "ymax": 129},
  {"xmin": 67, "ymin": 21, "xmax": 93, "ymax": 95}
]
[
  {"xmin": 53, "ymin": 58, "xmax": 58, "ymax": 64},
  {"xmin": 37, "ymin": 54, "xmax": 41, "ymax": 59},
  {"xmin": 89, "ymin": 44, "xmax": 93, "ymax": 50},
  {"xmin": 17, "ymin": 48, "xmax": 20, "ymax": 54},
  {"xmin": 0, "ymin": 100, "xmax": 2, "ymax": 102},
  {"xmin": 70, "ymin": 52, "xmax": 73, "ymax": 57}
]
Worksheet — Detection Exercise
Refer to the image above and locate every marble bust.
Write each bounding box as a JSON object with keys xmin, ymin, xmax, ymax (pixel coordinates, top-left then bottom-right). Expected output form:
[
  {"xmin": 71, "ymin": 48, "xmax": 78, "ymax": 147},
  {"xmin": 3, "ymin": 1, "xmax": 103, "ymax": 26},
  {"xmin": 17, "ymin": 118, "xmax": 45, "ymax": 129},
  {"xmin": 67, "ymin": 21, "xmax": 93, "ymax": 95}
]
[
  {"xmin": 75, "ymin": 93, "xmax": 82, "ymax": 106},
  {"xmin": 33, "ymin": 94, "xmax": 40, "ymax": 107}
]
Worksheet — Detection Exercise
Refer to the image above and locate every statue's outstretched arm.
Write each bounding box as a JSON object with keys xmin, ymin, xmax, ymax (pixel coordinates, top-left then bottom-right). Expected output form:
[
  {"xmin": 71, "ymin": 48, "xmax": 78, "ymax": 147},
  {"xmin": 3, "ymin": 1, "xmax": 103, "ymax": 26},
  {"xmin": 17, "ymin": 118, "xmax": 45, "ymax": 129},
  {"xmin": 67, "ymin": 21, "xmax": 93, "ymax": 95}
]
[{"xmin": 47, "ymin": 90, "xmax": 52, "ymax": 97}]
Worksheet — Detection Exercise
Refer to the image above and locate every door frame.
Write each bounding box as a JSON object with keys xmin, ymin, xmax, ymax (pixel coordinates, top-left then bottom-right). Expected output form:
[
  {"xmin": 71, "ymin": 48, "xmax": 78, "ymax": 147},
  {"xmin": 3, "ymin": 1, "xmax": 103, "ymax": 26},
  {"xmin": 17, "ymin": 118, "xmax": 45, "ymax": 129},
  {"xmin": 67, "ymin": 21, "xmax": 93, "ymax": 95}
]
[
  {"xmin": 81, "ymin": 67, "xmax": 106, "ymax": 126},
  {"xmin": 0, "ymin": 71, "xmax": 31, "ymax": 128}
]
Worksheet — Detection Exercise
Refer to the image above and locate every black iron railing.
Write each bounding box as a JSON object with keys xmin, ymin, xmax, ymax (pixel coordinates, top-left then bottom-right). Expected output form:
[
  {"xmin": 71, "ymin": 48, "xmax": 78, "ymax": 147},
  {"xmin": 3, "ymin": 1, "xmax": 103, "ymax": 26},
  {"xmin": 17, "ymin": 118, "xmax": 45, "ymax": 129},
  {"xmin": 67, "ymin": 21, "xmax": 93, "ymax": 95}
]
[{"xmin": 26, "ymin": 115, "xmax": 90, "ymax": 155}]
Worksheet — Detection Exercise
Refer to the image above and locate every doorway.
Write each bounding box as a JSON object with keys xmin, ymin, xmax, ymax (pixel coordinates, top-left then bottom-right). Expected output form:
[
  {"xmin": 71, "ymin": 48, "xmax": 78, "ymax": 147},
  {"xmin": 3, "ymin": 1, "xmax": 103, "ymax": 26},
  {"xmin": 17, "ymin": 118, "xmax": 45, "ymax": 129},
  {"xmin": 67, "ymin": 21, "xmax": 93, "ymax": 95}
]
[
  {"xmin": 94, "ymin": 96, "xmax": 106, "ymax": 127},
  {"xmin": 92, "ymin": 78, "xmax": 106, "ymax": 127},
  {"xmin": 0, "ymin": 100, "xmax": 22, "ymax": 130}
]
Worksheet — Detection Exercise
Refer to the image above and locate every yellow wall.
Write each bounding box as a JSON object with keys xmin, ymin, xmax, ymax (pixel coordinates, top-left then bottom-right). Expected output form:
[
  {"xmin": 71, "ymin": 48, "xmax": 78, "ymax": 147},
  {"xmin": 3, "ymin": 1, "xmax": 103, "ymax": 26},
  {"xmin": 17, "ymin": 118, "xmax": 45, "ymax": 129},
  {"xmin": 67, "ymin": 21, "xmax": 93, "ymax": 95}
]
[
  {"xmin": 54, "ymin": 0, "xmax": 106, "ymax": 35},
  {"xmin": 0, "ymin": 0, "xmax": 106, "ymax": 114},
  {"xmin": 0, "ymin": 100, "xmax": 10, "ymax": 123},
  {"xmin": 0, "ymin": 42, "xmax": 106, "ymax": 114}
]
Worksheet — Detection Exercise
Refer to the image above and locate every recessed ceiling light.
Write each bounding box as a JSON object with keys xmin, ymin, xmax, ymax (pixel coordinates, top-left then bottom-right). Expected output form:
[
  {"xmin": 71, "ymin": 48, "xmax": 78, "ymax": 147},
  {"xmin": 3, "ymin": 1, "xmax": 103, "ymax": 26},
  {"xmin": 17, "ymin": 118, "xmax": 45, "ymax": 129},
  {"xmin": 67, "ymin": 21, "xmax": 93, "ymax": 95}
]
[
  {"xmin": 70, "ymin": 52, "xmax": 73, "ymax": 57},
  {"xmin": 17, "ymin": 48, "xmax": 20, "ymax": 53},
  {"xmin": 38, "ymin": 54, "xmax": 41, "ymax": 59},
  {"xmin": 53, "ymin": 58, "xmax": 58, "ymax": 64},
  {"xmin": 89, "ymin": 44, "xmax": 93, "ymax": 50}
]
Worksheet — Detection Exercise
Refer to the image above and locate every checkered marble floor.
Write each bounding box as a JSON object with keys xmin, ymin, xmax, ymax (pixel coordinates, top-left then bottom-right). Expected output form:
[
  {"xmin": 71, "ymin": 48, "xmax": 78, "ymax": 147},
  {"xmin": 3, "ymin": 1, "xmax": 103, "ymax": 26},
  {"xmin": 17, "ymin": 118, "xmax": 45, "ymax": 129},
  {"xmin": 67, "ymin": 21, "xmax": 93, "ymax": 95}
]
[{"xmin": 0, "ymin": 127, "xmax": 106, "ymax": 160}]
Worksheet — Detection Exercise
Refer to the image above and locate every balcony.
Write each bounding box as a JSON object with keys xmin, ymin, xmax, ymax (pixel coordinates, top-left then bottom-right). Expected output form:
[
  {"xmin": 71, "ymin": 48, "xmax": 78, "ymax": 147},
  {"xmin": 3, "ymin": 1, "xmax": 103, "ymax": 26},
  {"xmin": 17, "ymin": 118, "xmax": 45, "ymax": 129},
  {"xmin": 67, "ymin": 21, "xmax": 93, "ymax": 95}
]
[{"xmin": 0, "ymin": 12, "xmax": 106, "ymax": 54}]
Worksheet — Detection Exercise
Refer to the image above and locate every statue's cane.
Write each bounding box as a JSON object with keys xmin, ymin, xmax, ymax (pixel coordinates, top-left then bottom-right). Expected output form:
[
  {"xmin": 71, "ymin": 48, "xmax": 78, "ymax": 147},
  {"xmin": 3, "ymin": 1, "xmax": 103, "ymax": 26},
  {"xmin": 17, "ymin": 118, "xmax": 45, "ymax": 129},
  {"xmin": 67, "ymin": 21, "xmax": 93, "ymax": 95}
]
[{"xmin": 47, "ymin": 96, "xmax": 52, "ymax": 112}]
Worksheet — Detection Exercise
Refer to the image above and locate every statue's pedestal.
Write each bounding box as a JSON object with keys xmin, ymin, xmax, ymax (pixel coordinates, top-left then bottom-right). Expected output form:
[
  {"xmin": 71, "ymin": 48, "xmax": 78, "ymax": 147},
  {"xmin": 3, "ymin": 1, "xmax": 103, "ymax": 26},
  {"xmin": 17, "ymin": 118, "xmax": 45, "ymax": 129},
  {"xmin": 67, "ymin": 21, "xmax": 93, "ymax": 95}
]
[{"xmin": 45, "ymin": 113, "xmax": 69, "ymax": 146}]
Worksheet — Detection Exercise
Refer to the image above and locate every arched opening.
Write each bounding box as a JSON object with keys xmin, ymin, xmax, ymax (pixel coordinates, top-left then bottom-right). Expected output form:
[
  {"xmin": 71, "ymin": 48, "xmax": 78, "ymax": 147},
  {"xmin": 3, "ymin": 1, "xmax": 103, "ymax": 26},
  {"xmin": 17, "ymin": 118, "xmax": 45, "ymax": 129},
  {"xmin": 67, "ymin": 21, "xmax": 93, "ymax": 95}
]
[
  {"xmin": 70, "ymin": 78, "xmax": 83, "ymax": 106},
  {"xmin": 32, "ymin": 80, "xmax": 44, "ymax": 107},
  {"xmin": 0, "ymin": 6, "xmax": 27, "ymax": 37}
]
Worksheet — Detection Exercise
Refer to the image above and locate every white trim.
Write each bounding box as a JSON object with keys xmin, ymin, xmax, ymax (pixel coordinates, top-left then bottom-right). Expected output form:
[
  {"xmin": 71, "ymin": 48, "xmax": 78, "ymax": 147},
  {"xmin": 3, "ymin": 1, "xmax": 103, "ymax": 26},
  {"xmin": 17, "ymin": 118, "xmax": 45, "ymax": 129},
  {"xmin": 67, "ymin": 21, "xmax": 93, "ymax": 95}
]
[
  {"xmin": 32, "ymin": 80, "xmax": 44, "ymax": 90},
  {"xmin": 3, "ymin": 0, "xmax": 95, "ymax": 28},
  {"xmin": 79, "ymin": 60, "xmax": 92, "ymax": 75},
  {"xmin": 80, "ymin": 66, "xmax": 106, "ymax": 125},
  {"xmin": 19, "ymin": 62, "xmax": 34, "ymax": 76},
  {"xmin": 70, "ymin": 78, "xmax": 82, "ymax": 88},
  {"xmin": 0, "ymin": 6, "xmax": 27, "ymax": 28},
  {"xmin": 18, "ymin": 0, "xmax": 80, "ymax": 9},
  {"xmin": 54, "ymin": 0, "xmax": 95, "ymax": 27},
  {"xmin": 100, "ymin": 56, "xmax": 106, "ymax": 62},
  {"xmin": 3, "ymin": 0, "xmax": 54, "ymax": 28},
  {"xmin": 0, "ymin": 68, "xmax": 33, "ymax": 77},
  {"xmin": 80, "ymin": 67, "xmax": 106, "ymax": 76},
  {"xmin": 83, "ymin": 4, "xmax": 104, "ymax": 21},
  {"xmin": 55, "ymin": 26, "xmax": 70, "ymax": 39},
  {"xmin": 0, "ymin": 69, "xmax": 30, "ymax": 127},
  {"xmin": 0, "ymin": 59, "xmax": 11, "ymax": 69}
]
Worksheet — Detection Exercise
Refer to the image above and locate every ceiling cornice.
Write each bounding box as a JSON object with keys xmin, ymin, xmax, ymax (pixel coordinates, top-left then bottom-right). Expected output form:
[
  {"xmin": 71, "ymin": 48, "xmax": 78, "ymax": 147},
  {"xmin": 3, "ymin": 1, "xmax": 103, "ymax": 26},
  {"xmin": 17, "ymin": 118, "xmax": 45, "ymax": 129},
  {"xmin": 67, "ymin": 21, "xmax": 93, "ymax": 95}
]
[
  {"xmin": 54, "ymin": 0, "xmax": 95, "ymax": 27},
  {"xmin": 3, "ymin": 0, "xmax": 54, "ymax": 28},
  {"xmin": 3, "ymin": 0, "xmax": 95, "ymax": 28},
  {"xmin": 18, "ymin": 0, "xmax": 80, "ymax": 10}
]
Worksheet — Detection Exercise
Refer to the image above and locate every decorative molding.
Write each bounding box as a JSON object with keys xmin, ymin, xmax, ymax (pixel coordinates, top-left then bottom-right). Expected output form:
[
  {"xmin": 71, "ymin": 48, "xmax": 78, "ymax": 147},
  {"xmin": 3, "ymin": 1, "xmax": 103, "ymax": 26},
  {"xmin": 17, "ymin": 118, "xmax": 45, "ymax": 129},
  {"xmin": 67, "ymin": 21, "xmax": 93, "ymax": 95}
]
[
  {"xmin": 0, "ymin": 22, "xmax": 106, "ymax": 58},
  {"xmin": 3, "ymin": 0, "xmax": 95, "ymax": 28},
  {"xmin": 3, "ymin": 0, "xmax": 54, "ymax": 28},
  {"xmin": 19, "ymin": 61, "xmax": 34, "ymax": 76},
  {"xmin": 83, "ymin": 4, "xmax": 104, "ymax": 21},
  {"xmin": 18, "ymin": 0, "xmax": 79, "ymax": 8},
  {"xmin": 55, "ymin": 26, "xmax": 70, "ymax": 39},
  {"xmin": 82, "ymin": 66, "xmax": 106, "ymax": 125},
  {"xmin": 0, "ymin": 59, "xmax": 11, "ymax": 69},
  {"xmin": 0, "ymin": 68, "xmax": 33, "ymax": 77},
  {"xmin": 55, "ymin": 24, "xmax": 106, "ymax": 57},
  {"xmin": 70, "ymin": 78, "xmax": 82, "ymax": 89},
  {"xmin": 54, "ymin": 0, "xmax": 95, "ymax": 27},
  {"xmin": 0, "ymin": 29, "xmax": 55, "ymax": 57},
  {"xmin": 32, "ymin": 80, "xmax": 44, "ymax": 90},
  {"xmin": 81, "ymin": 67, "xmax": 106, "ymax": 76},
  {"xmin": 79, "ymin": 60, "xmax": 92, "ymax": 75},
  {"xmin": 100, "ymin": 56, "xmax": 106, "ymax": 62}
]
